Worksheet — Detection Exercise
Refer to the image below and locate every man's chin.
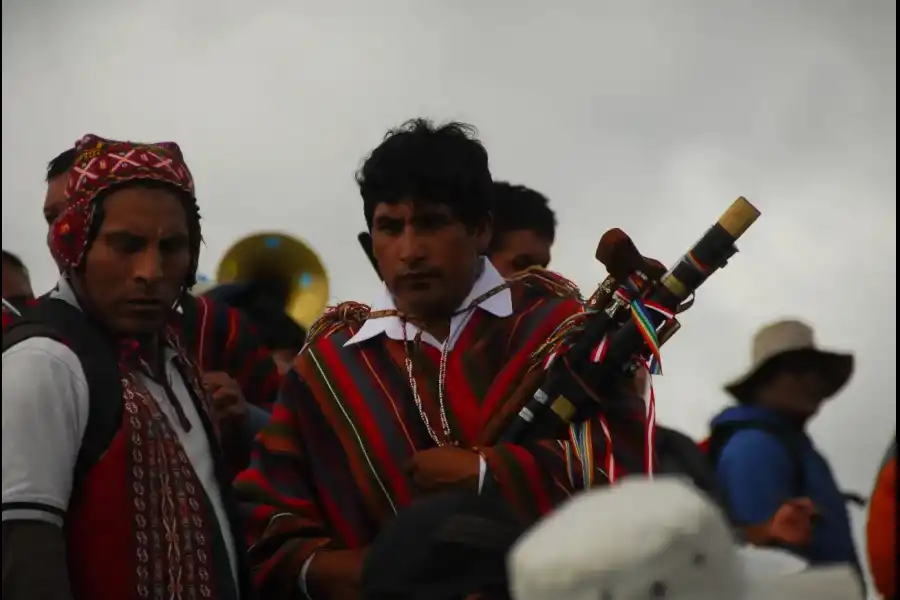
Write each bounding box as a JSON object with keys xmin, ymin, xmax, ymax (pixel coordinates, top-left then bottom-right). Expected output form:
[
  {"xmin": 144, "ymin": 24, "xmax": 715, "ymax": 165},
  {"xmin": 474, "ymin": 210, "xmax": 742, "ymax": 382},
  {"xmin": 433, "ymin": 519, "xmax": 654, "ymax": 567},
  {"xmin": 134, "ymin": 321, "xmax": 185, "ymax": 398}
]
[
  {"xmin": 109, "ymin": 315, "xmax": 167, "ymax": 338},
  {"xmin": 396, "ymin": 290, "xmax": 443, "ymax": 316}
]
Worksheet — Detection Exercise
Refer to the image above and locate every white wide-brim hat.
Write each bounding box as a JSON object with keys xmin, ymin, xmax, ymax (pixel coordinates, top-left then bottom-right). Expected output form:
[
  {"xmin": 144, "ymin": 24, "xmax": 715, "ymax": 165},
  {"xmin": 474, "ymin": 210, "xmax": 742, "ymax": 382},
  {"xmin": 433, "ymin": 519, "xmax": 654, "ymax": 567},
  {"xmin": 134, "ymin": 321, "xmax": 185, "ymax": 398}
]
[
  {"xmin": 724, "ymin": 319, "xmax": 853, "ymax": 402},
  {"xmin": 508, "ymin": 477, "xmax": 864, "ymax": 600}
]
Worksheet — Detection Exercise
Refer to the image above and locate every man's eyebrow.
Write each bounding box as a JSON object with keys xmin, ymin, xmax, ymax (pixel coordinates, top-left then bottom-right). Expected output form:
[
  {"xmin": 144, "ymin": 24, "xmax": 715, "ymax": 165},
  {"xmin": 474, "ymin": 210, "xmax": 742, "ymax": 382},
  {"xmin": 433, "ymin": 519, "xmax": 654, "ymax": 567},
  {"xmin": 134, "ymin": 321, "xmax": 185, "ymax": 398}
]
[
  {"xmin": 103, "ymin": 229, "xmax": 144, "ymax": 237},
  {"xmin": 102, "ymin": 230, "xmax": 189, "ymax": 241}
]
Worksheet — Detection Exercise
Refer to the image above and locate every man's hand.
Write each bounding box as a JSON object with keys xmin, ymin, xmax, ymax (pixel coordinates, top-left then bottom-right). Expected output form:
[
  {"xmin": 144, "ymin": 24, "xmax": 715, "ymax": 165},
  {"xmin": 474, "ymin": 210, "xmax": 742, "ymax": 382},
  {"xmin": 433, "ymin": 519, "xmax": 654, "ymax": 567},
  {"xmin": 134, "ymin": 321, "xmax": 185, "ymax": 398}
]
[
  {"xmin": 768, "ymin": 497, "xmax": 819, "ymax": 546},
  {"xmin": 202, "ymin": 371, "xmax": 248, "ymax": 430},
  {"xmin": 407, "ymin": 446, "xmax": 481, "ymax": 494},
  {"xmin": 306, "ymin": 548, "xmax": 368, "ymax": 600},
  {"xmin": 744, "ymin": 497, "xmax": 819, "ymax": 548}
]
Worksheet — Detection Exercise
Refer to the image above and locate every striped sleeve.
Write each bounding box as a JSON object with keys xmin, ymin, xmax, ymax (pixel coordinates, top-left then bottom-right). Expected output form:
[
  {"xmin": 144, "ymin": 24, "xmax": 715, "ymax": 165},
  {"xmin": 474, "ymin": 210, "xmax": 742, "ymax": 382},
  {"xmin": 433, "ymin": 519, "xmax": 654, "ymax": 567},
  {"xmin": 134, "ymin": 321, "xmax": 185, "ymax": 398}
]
[
  {"xmin": 222, "ymin": 304, "xmax": 281, "ymax": 409},
  {"xmin": 233, "ymin": 367, "xmax": 336, "ymax": 599},
  {"xmin": 196, "ymin": 297, "xmax": 282, "ymax": 410}
]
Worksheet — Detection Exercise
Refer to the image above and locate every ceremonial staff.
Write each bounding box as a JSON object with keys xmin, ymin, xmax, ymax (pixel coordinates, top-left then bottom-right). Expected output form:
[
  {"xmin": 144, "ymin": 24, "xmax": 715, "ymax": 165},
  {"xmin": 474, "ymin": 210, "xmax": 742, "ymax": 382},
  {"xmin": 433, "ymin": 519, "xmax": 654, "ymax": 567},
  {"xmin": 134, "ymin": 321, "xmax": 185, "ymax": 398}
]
[{"xmin": 498, "ymin": 196, "xmax": 761, "ymax": 443}]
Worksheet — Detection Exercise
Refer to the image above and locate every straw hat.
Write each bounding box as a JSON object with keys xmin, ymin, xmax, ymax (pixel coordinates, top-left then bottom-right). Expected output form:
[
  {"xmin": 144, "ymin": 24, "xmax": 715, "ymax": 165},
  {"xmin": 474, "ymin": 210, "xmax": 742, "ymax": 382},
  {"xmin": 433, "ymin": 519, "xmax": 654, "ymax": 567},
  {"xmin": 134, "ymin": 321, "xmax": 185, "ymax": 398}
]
[
  {"xmin": 724, "ymin": 319, "xmax": 853, "ymax": 402},
  {"xmin": 508, "ymin": 477, "xmax": 864, "ymax": 600}
]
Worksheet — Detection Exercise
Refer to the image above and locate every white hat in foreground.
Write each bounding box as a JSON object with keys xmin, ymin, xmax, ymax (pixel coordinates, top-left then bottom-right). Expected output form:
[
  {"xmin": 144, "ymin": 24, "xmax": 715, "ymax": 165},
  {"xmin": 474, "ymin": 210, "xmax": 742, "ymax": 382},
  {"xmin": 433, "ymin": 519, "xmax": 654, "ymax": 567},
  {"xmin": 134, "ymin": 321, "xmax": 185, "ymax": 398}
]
[{"xmin": 508, "ymin": 477, "xmax": 863, "ymax": 600}]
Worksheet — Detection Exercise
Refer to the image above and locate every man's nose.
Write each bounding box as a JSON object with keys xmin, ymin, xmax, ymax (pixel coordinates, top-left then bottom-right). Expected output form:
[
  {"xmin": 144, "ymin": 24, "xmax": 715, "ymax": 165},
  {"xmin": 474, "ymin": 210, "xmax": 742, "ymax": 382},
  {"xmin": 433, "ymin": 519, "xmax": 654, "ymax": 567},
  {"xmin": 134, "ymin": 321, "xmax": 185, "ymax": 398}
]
[
  {"xmin": 397, "ymin": 227, "xmax": 426, "ymax": 263},
  {"xmin": 133, "ymin": 248, "xmax": 164, "ymax": 282}
]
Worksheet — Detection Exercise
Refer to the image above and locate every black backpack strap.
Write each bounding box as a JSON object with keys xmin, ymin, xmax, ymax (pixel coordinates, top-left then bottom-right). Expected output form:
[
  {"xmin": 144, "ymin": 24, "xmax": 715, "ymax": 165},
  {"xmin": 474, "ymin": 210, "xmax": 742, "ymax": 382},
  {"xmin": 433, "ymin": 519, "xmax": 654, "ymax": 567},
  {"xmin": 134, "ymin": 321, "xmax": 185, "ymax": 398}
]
[
  {"xmin": 2, "ymin": 299, "xmax": 123, "ymax": 496},
  {"xmin": 708, "ymin": 420, "xmax": 806, "ymax": 497},
  {"xmin": 179, "ymin": 297, "xmax": 199, "ymax": 358},
  {"xmin": 2, "ymin": 322, "xmax": 62, "ymax": 351}
]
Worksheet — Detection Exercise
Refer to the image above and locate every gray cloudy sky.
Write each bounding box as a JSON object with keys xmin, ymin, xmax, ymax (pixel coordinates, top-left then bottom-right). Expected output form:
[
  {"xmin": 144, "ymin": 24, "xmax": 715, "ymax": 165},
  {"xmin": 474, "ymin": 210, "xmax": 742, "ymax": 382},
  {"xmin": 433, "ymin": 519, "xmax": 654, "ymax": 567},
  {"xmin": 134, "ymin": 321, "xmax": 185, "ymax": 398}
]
[{"xmin": 2, "ymin": 0, "xmax": 895, "ymax": 580}]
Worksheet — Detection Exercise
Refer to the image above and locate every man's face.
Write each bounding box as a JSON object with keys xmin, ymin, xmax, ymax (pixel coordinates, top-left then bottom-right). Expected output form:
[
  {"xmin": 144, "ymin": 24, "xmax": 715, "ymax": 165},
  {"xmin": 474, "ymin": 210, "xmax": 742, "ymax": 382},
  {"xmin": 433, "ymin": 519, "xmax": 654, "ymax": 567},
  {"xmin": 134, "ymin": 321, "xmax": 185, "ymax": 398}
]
[
  {"xmin": 371, "ymin": 199, "xmax": 490, "ymax": 318},
  {"xmin": 489, "ymin": 229, "xmax": 552, "ymax": 278},
  {"xmin": 44, "ymin": 175, "xmax": 68, "ymax": 227},
  {"xmin": 756, "ymin": 354, "xmax": 833, "ymax": 419},
  {"xmin": 2, "ymin": 259, "xmax": 33, "ymax": 300},
  {"xmin": 78, "ymin": 186, "xmax": 192, "ymax": 336}
]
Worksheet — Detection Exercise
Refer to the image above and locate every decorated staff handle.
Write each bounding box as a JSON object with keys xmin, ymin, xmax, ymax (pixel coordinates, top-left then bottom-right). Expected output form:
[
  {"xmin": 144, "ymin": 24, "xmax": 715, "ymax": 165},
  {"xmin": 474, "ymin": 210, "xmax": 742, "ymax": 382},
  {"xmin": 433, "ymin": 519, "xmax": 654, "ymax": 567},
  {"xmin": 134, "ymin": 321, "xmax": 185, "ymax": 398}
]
[{"xmin": 497, "ymin": 196, "xmax": 762, "ymax": 444}]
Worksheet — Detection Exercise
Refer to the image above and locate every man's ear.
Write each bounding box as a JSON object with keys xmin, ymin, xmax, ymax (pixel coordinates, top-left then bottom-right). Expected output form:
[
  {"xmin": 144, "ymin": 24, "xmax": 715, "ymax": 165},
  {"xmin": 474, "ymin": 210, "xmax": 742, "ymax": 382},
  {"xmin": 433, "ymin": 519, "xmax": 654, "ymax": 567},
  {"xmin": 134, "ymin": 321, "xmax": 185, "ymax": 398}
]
[{"xmin": 475, "ymin": 214, "xmax": 493, "ymax": 255}]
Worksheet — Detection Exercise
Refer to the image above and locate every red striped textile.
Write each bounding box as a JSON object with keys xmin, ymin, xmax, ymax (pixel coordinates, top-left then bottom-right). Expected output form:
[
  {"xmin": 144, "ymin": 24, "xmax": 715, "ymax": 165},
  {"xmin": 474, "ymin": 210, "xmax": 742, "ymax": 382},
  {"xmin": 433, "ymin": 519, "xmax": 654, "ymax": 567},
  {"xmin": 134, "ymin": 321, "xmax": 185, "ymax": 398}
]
[
  {"xmin": 175, "ymin": 294, "xmax": 282, "ymax": 410},
  {"xmin": 235, "ymin": 273, "xmax": 652, "ymax": 598}
]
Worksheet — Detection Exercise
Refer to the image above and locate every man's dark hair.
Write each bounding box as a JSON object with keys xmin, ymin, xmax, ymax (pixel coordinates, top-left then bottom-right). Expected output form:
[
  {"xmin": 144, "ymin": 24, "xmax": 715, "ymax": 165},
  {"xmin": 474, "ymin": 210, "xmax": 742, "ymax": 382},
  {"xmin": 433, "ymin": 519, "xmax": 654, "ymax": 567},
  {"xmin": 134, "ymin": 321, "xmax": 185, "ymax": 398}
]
[
  {"xmin": 488, "ymin": 182, "xmax": 556, "ymax": 252},
  {"xmin": 1, "ymin": 249, "xmax": 27, "ymax": 275},
  {"xmin": 356, "ymin": 118, "xmax": 493, "ymax": 229},
  {"xmin": 46, "ymin": 148, "xmax": 77, "ymax": 181}
]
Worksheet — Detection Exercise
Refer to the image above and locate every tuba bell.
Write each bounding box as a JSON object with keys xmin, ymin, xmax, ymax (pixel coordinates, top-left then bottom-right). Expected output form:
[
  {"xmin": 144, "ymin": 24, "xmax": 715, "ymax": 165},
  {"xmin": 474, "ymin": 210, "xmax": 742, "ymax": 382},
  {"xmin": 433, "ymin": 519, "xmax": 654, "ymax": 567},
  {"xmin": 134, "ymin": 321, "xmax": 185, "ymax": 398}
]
[{"xmin": 194, "ymin": 232, "xmax": 329, "ymax": 331}]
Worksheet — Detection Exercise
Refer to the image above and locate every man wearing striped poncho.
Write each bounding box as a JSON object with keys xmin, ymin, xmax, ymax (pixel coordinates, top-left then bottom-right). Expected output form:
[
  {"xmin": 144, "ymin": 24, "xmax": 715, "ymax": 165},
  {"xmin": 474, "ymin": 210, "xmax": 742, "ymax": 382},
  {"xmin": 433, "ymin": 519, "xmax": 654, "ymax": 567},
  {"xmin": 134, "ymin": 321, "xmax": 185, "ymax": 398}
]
[{"xmin": 235, "ymin": 119, "xmax": 652, "ymax": 600}]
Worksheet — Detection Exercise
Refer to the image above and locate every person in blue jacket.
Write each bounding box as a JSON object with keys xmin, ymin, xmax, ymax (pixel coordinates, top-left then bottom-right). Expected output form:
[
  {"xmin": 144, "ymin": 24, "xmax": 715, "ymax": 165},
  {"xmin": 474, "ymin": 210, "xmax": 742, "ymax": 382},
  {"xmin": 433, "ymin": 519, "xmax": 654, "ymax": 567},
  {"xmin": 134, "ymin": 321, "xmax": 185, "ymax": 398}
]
[{"xmin": 709, "ymin": 319, "xmax": 860, "ymax": 573}]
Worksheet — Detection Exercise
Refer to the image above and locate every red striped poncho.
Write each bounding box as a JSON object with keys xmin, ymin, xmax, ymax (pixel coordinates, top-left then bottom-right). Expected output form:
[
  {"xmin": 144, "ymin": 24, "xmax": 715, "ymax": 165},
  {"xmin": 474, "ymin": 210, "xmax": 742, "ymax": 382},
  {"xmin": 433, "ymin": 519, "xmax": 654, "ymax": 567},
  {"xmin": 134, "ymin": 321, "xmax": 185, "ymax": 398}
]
[
  {"xmin": 176, "ymin": 294, "xmax": 282, "ymax": 410},
  {"xmin": 235, "ymin": 272, "xmax": 651, "ymax": 598}
]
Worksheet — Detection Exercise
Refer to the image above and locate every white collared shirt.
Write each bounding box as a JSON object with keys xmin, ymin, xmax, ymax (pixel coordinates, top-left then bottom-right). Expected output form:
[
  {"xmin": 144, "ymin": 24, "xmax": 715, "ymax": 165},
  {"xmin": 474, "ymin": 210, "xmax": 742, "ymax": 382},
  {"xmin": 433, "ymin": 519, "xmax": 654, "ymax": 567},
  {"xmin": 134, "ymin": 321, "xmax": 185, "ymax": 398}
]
[
  {"xmin": 344, "ymin": 256, "xmax": 512, "ymax": 350},
  {"xmin": 1, "ymin": 278, "xmax": 239, "ymax": 592}
]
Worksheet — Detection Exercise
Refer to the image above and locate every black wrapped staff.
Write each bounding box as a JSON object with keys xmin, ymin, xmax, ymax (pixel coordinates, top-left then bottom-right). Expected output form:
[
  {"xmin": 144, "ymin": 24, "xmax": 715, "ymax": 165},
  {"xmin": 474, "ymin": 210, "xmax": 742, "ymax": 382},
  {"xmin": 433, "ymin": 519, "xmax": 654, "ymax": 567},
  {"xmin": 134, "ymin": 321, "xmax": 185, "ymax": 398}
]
[{"xmin": 496, "ymin": 196, "xmax": 762, "ymax": 444}]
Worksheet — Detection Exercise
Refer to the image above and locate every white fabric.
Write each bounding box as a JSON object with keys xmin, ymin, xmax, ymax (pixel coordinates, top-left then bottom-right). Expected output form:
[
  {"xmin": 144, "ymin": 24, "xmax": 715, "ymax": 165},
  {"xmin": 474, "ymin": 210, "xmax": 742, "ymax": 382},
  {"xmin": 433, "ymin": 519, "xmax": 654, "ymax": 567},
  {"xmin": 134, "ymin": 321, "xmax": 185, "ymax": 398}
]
[
  {"xmin": 508, "ymin": 476, "xmax": 864, "ymax": 600},
  {"xmin": 344, "ymin": 256, "xmax": 512, "ymax": 350},
  {"xmin": 2, "ymin": 337, "xmax": 88, "ymax": 527},
  {"xmin": 298, "ymin": 554, "xmax": 316, "ymax": 598},
  {"xmin": 1, "ymin": 278, "xmax": 240, "ymax": 591},
  {"xmin": 477, "ymin": 456, "xmax": 487, "ymax": 492},
  {"xmin": 737, "ymin": 545, "xmax": 808, "ymax": 576}
]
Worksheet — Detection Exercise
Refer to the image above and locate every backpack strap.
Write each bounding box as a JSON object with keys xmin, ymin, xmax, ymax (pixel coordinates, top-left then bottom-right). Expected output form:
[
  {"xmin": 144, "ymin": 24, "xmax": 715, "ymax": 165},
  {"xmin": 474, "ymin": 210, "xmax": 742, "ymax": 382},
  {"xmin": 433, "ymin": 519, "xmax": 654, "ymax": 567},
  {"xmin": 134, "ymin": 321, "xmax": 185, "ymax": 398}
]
[
  {"xmin": 178, "ymin": 297, "xmax": 199, "ymax": 359},
  {"xmin": 707, "ymin": 420, "xmax": 806, "ymax": 497},
  {"xmin": 2, "ymin": 299, "xmax": 123, "ymax": 498}
]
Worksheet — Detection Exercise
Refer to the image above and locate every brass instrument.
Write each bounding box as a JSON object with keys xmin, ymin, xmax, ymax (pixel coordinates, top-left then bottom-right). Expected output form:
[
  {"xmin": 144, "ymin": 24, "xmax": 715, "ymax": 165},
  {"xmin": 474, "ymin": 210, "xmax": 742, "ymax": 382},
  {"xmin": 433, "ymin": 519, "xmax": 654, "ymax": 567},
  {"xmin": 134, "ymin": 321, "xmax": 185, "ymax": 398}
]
[{"xmin": 194, "ymin": 232, "xmax": 329, "ymax": 331}]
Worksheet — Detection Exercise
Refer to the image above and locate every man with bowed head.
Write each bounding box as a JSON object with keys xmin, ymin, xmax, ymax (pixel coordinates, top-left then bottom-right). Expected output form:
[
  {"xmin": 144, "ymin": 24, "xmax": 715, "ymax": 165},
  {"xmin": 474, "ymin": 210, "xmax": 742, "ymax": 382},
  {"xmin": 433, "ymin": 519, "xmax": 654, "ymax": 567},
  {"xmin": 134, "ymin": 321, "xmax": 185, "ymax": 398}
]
[
  {"xmin": 2, "ymin": 135, "xmax": 255, "ymax": 600},
  {"xmin": 34, "ymin": 146, "xmax": 284, "ymax": 470}
]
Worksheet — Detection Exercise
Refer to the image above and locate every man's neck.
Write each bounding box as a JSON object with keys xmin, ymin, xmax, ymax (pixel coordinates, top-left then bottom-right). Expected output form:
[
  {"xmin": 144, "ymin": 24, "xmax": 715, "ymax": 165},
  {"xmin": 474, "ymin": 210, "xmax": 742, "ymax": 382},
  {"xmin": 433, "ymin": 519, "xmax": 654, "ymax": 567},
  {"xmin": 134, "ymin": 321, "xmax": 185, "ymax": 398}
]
[
  {"xmin": 396, "ymin": 260, "xmax": 485, "ymax": 343},
  {"xmin": 408, "ymin": 316, "xmax": 451, "ymax": 343},
  {"xmin": 751, "ymin": 398, "xmax": 810, "ymax": 429}
]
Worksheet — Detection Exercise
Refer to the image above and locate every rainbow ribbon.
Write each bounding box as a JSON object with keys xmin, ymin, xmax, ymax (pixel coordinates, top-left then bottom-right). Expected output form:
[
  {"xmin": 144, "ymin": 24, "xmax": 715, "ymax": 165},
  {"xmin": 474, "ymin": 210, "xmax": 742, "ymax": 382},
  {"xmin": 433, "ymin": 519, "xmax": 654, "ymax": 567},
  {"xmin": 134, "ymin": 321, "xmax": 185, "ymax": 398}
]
[{"xmin": 630, "ymin": 300, "xmax": 664, "ymax": 374}]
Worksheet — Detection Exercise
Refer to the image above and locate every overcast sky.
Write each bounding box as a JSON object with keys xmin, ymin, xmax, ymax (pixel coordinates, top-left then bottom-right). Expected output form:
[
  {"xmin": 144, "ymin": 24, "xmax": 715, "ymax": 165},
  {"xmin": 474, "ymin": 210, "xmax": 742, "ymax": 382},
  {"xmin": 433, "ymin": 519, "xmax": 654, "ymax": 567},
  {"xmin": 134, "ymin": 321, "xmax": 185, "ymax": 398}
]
[{"xmin": 2, "ymin": 0, "xmax": 895, "ymax": 583}]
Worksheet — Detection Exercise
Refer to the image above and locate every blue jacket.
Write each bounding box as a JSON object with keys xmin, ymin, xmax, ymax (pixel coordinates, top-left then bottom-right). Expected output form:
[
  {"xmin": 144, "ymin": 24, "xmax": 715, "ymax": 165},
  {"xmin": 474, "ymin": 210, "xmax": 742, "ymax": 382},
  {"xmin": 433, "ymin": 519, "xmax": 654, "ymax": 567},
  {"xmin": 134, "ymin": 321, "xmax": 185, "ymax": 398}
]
[{"xmin": 711, "ymin": 404, "xmax": 860, "ymax": 569}]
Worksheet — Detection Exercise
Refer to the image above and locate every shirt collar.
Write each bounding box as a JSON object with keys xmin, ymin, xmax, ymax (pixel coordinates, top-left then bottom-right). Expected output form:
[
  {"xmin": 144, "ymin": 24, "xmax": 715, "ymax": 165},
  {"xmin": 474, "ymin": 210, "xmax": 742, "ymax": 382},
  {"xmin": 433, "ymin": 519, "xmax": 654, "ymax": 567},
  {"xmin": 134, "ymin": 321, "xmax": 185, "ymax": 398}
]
[
  {"xmin": 50, "ymin": 277, "xmax": 81, "ymax": 309},
  {"xmin": 344, "ymin": 257, "xmax": 512, "ymax": 347}
]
